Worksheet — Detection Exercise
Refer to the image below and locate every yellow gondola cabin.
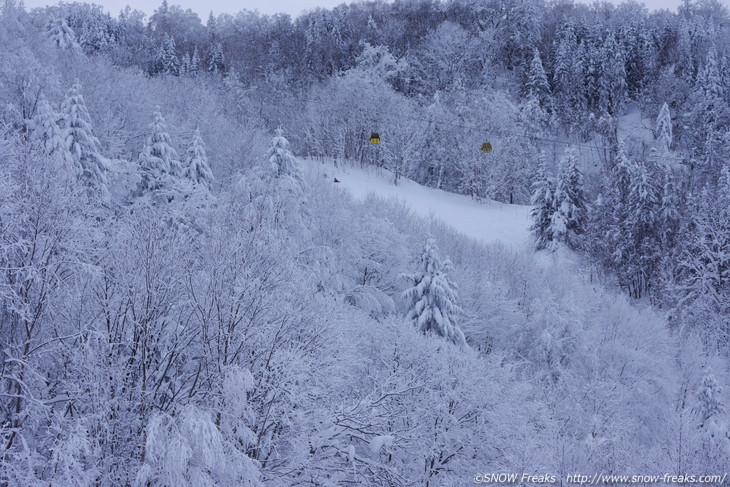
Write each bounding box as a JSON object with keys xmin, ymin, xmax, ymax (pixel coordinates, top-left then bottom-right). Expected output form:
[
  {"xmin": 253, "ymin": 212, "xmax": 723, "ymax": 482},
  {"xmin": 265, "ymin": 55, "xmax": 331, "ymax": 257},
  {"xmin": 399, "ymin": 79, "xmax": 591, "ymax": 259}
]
[
  {"xmin": 481, "ymin": 142, "xmax": 493, "ymax": 153},
  {"xmin": 370, "ymin": 132, "xmax": 380, "ymax": 143}
]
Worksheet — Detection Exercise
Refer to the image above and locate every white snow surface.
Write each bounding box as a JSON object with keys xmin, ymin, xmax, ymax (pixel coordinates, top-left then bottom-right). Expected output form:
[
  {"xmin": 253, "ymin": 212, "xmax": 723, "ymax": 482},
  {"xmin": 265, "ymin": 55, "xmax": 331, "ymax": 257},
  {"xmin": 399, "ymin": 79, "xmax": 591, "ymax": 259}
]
[
  {"xmin": 369, "ymin": 435, "xmax": 394, "ymax": 454},
  {"xmin": 305, "ymin": 159, "xmax": 531, "ymax": 248},
  {"xmin": 618, "ymin": 103, "xmax": 655, "ymax": 146}
]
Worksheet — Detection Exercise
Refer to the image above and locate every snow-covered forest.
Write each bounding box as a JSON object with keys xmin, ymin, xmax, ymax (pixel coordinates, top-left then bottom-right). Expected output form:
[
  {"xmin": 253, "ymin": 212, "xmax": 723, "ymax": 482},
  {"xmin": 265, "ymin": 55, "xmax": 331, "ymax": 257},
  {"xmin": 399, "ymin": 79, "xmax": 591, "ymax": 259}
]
[{"xmin": 1, "ymin": 0, "xmax": 730, "ymax": 484}]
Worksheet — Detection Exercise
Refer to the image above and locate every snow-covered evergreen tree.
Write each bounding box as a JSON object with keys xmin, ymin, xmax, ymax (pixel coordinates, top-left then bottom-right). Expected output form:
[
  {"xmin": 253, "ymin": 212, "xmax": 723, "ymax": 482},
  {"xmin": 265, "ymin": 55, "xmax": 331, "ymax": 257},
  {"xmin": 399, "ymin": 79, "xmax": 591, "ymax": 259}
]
[
  {"xmin": 209, "ymin": 42, "xmax": 225, "ymax": 74},
  {"xmin": 47, "ymin": 16, "xmax": 78, "ymax": 49},
  {"xmin": 29, "ymin": 92, "xmax": 69, "ymax": 163},
  {"xmin": 547, "ymin": 187, "xmax": 569, "ymax": 251},
  {"xmin": 183, "ymin": 128, "xmax": 214, "ymax": 189},
  {"xmin": 609, "ymin": 148, "xmax": 635, "ymax": 225},
  {"xmin": 656, "ymin": 102, "xmax": 673, "ymax": 152},
  {"xmin": 599, "ymin": 33, "xmax": 628, "ymax": 116},
  {"xmin": 673, "ymin": 186, "xmax": 730, "ymax": 336},
  {"xmin": 190, "ymin": 47, "xmax": 201, "ymax": 75},
  {"xmin": 551, "ymin": 23, "xmax": 586, "ymax": 129},
  {"xmin": 563, "ymin": 147, "xmax": 586, "ymax": 233},
  {"xmin": 693, "ymin": 370, "xmax": 728, "ymax": 440},
  {"xmin": 60, "ymin": 79, "xmax": 109, "ymax": 200},
  {"xmin": 526, "ymin": 47, "xmax": 551, "ymax": 111},
  {"xmin": 546, "ymin": 147, "xmax": 585, "ymax": 250},
  {"xmin": 689, "ymin": 45, "xmax": 730, "ymax": 181},
  {"xmin": 595, "ymin": 147, "xmax": 634, "ymax": 269},
  {"xmin": 618, "ymin": 158, "xmax": 662, "ymax": 298},
  {"xmin": 697, "ymin": 46, "xmax": 724, "ymax": 102},
  {"xmin": 627, "ymin": 160, "xmax": 659, "ymax": 232},
  {"xmin": 530, "ymin": 152, "xmax": 555, "ymax": 249},
  {"xmin": 402, "ymin": 239, "xmax": 466, "ymax": 347},
  {"xmin": 137, "ymin": 105, "xmax": 182, "ymax": 196},
  {"xmin": 268, "ymin": 127, "xmax": 300, "ymax": 181},
  {"xmin": 158, "ymin": 34, "xmax": 180, "ymax": 76}
]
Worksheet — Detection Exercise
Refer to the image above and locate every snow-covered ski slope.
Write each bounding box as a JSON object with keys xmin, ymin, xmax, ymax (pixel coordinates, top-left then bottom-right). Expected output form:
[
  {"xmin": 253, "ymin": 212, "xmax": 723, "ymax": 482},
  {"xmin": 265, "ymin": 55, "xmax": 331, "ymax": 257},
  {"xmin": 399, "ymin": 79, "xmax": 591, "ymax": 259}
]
[{"xmin": 305, "ymin": 159, "xmax": 531, "ymax": 248}]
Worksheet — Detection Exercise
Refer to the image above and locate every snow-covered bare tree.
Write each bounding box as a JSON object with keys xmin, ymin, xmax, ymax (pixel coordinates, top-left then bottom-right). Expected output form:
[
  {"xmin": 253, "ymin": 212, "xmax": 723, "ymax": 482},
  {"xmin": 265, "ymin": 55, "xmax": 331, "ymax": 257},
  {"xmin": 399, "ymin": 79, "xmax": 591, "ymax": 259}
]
[{"xmin": 137, "ymin": 404, "xmax": 260, "ymax": 487}]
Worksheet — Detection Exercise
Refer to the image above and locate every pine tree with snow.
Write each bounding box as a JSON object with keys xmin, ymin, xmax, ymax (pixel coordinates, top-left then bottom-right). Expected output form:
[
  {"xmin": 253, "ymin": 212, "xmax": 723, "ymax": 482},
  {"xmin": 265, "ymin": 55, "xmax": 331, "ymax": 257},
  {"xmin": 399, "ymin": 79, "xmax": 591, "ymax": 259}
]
[
  {"xmin": 29, "ymin": 93, "xmax": 69, "ymax": 164},
  {"xmin": 158, "ymin": 34, "xmax": 180, "ymax": 76},
  {"xmin": 530, "ymin": 152, "xmax": 555, "ymax": 250},
  {"xmin": 190, "ymin": 47, "xmax": 201, "ymax": 76},
  {"xmin": 563, "ymin": 147, "xmax": 586, "ymax": 232},
  {"xmin": 551, "ymin": 22, "xmax": 585, "ymax": 128},
  {"xmin": 697, "ymin": 46, "xmax": 724, "ymax": 102},
  {"xmin": 612, "ymin": 146, "xmax": 634, "ymax": 204},
  {"xmin": 674, "ymin": 184, "xmax": 730, "ymax": 328},
  {"xmin": 183, "ymin": 128, "xmax": 214, "ymax": 190},
  {"xmin": 402, "ymin": 239, "xmax": 467, "ymax": 347},
  {"xmin": 656, "ymin": 102, "xmax": 673, "ymax": 152},
  {"xmin": 547, "ymin": 187, "xmax": 569, "ymax": 251},
  {"xmin": 209, "ymin": 42, "xmax": 225, "ymax": 74},
  {"xmin": 207, "ymin": 12, "xmax": 218, "ymax": 41},
  {"xmin": 47, "ymin": 16, "xmax": 78, "ymax": 50},
  {"xmin": 60, "ymin": 79, "xmax": 109, "ymax": 200},
  {"xmin": 621, "ymin": 159, "xmax": 661, "ymax": 297},
  {"xmin": 598, "ymin": 33, "xmax": 628, "ymax": 116},
  {"xmin": 137, "ymin": 106, "xmax": 182, "ymax": 196},
  {"xmin": 627, "ymin": 160, "xmax": 659, "ymax": 233},
  {"xmin": 693, "ymin": 370, "xmax": 728, "ymax": 439},
  {"xmin": 526, "ymin": 48, "xmax": 551, "ymax": 111},
  {"xmin": 268, "ymin": 128, "xmax": 301, "ymax": 181},
  {"xmin": 546, "ymin": 148, "xmax": 585, "ymax": 249}
]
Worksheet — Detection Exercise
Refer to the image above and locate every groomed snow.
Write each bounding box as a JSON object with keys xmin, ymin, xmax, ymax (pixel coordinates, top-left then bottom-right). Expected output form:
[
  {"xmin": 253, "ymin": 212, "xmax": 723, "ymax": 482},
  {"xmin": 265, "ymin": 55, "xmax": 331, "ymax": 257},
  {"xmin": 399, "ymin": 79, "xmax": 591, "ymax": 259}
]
[{"xmin": 305, "ymin": 159, "xmax": 531, "ymax": 248}]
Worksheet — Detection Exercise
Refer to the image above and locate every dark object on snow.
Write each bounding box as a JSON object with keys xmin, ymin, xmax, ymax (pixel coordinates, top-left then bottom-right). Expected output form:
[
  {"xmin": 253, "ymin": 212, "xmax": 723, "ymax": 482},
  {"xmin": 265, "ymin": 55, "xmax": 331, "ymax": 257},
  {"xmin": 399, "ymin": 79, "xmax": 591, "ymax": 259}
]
[
  {"xmin": 333, "ymin": 177, "xmax": 341, "ymax": 183},
  {"xmin": 370, "ymin": 132, "xmax": 380, "ymax": 143},
  {"xmin": 481, "ymin": 142, "xmax": 493, "ymax": 153}
]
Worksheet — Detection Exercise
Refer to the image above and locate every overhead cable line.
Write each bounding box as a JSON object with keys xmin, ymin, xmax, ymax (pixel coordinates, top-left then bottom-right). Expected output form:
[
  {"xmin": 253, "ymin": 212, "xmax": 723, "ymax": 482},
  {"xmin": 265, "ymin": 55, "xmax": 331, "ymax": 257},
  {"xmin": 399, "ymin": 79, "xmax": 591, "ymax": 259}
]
[{"xmin": 385, "ymin": 113, "xmax": 689, "ymax": 163}]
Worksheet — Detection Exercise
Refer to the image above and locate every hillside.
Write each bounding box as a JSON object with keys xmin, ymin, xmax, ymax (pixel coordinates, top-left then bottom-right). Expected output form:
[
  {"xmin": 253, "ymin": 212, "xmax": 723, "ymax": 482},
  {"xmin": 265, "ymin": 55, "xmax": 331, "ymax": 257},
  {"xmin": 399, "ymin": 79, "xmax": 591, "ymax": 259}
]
[
  {"xmin": 307, "ymin": 159, "xmax": 532, "ymax": 248},
  {"xmin": 2, "ymin": 1, "xmax": 730, "ymax": 486}
]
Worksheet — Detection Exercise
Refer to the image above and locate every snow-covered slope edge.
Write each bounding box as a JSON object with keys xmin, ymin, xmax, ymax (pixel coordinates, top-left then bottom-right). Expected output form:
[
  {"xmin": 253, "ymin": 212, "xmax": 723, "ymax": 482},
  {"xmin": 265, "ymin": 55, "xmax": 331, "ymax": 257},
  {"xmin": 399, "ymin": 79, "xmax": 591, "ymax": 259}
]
[{"xmin": 305, "ymin": 158, "xmax": 531, "ymax": 248}]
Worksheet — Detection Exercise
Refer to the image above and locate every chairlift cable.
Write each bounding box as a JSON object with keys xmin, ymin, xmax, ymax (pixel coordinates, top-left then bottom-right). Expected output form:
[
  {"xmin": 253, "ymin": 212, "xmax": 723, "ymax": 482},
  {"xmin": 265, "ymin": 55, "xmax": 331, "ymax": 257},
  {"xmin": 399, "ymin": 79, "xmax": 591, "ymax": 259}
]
[{"xmin": 373, "ymin": 113, "xmax": 688, "ymax": 163}]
